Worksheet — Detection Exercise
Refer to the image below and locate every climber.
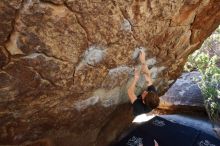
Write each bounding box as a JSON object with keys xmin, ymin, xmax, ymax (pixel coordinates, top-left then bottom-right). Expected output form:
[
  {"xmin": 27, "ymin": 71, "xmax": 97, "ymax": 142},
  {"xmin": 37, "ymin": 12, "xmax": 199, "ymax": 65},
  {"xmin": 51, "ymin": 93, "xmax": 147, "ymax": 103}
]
[
  {"xmin": 127, "ymin": 50, "xmax": 160, "ymax": 119},
  {"xmin": 113, "ymin": 51, "xmax": 160, "ymax": 146},
  {"xmin": 112, "ymin": 50, "xmax": 160, "ymax": 146}
]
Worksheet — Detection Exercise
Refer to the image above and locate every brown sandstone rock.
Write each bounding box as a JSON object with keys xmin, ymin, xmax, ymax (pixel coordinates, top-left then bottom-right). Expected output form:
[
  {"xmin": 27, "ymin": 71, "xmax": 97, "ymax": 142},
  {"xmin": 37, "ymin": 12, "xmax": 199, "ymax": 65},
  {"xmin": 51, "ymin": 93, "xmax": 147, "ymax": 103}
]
[{"xmin": 0, "ymin": 0, "xmax": 220, "ymax": 145}]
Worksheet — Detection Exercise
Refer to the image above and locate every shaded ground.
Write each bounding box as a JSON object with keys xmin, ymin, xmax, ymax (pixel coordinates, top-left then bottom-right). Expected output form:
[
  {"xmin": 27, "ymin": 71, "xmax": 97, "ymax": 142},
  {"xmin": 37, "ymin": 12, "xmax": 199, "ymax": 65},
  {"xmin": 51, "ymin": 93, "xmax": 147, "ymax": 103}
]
[{"xmin": 161, "ymin": 114, "xmax": 218, "ymax": 138}]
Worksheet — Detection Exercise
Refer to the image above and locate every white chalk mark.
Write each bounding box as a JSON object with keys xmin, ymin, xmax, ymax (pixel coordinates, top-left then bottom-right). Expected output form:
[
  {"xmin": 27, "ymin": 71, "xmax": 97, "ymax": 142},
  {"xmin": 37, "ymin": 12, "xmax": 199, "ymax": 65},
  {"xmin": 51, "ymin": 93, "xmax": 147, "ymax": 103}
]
[
  {"xmin": 84, "ymin": 45, "xmax": 105, "ymax": 66},
  {"xmin": 132, "ymin": 47, "xmax": 146, "ymax": 60},
  {"xmin": 108, "ymin": 66, "xmax": 132, "ymax": 77},
  {"xmin": 121, "ymin": 19, "xmax": 132, "ymax": 32},
  {"xmin": 74, "ymin": 96, "xmax": 100, "ymax": 111},
  {"xmin": 146, "ymin": 57, "xmax": 157, "ymax": 66},
  {"xmin": 150, "ymin": 66, "xmax": 166, "ymax": 79}
]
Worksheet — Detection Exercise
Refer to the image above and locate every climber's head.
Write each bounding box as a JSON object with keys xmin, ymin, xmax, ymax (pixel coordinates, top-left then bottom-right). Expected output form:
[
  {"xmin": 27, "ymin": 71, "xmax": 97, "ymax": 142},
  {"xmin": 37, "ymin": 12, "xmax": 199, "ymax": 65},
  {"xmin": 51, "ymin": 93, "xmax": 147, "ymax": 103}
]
[{"xmin": 141, "ymin": 90, "xmax": 159, "ymax": 109}]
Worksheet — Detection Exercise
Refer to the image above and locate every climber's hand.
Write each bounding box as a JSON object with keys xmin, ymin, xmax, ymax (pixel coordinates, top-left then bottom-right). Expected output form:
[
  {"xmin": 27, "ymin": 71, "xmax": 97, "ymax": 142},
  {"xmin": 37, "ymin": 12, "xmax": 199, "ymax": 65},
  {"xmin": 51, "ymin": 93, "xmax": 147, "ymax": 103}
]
[{"xmin": 139, "ymin": 50, "xmax": 146, "ymax": 64}]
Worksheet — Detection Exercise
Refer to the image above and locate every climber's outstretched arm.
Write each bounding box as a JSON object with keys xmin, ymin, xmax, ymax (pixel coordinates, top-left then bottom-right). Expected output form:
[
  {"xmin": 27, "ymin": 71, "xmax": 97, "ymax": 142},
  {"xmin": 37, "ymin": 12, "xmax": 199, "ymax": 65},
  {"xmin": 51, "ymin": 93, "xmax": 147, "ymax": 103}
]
[
  {"xmin": 127, "ymin": 68, "xmax": 139, "ymax": 104},
  {"xmin": 142, "ymin": 64, "xmax": 153, "ymax": 86},
  {"xmin": 139, "ymin": 50, "xmax": 153, "ymax": 86}
]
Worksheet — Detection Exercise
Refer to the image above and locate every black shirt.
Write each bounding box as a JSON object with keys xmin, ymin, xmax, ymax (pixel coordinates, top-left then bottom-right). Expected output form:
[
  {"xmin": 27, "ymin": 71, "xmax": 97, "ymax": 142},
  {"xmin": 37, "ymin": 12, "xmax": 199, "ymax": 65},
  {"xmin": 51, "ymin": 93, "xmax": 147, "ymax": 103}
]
[{"xmin": 132, "ymin": 85, "xmax": 157, "ymax": 117}]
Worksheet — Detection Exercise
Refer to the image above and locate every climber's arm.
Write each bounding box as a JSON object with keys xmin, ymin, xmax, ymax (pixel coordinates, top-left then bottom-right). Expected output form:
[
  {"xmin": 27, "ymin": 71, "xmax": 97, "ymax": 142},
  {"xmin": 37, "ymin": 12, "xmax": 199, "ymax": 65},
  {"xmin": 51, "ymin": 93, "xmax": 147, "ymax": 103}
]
[
  {"xmin": 139, "ymin": 50, "xmax": 153, "ymax": 86},
  {"xmin": 142, "ymin": 63, "xmax": 153, "ymax": 86},
  {"xmin": 127, "ymin": 68, "xmax": 139, "ymax": 104}
]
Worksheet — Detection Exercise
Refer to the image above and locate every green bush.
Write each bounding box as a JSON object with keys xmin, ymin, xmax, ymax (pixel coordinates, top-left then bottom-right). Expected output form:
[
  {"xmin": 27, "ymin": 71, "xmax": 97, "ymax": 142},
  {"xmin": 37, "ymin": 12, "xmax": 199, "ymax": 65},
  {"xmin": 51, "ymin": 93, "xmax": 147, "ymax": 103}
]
[{"xmin": 186, "ymin": 52, "xmax": 220, "ymax": 120}]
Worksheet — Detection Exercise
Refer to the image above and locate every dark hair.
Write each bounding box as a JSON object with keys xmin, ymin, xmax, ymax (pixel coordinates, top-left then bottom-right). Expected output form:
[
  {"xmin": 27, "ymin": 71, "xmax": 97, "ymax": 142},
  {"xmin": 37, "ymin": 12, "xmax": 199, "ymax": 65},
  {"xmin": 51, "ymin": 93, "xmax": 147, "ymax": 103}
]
[{"xmin": 144, "ymin": 91, "xmax": 160, "ymax": 109}]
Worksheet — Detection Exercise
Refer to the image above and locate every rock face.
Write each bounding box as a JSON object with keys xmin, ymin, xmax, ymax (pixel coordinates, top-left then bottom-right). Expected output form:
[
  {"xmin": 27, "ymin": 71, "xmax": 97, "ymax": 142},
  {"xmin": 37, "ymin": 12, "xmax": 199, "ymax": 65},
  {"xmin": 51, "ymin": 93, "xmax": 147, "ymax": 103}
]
[
  {"xmin": 0, "ymin": 0, "xmax": 220, "ymax": 145},
  {"xmin": 158, "ymin": 71, "xmax": 208, "ymax": 116},
  {"xmin": 160, "ymin": 71, "xmax": 204, "ymax": 108}
]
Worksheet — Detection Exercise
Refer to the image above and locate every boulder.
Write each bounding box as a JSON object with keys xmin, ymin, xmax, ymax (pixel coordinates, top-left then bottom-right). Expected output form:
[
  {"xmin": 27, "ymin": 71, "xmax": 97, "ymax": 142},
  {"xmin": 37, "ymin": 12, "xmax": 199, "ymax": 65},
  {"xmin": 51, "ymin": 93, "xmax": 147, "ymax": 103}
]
[
  {"xmin": 160, "ymin": 71, "xmax": 204, "ymax": 108},
  {"xmin": 158, "ymin": 71, "xmax": 208, "ymax": 116},
  {"xmin": 0, "ymin": 0, "xmax": 220, "ymax": 145}
]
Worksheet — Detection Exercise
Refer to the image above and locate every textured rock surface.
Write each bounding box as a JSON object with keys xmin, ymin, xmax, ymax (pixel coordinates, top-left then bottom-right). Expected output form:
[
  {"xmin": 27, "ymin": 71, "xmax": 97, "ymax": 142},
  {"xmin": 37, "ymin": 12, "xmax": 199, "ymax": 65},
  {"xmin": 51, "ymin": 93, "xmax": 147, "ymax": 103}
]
[
  {"xmin": 160, "ymin": 71, "xmax": 204, "ymax": 108},
  {"xmin": 158, "ymin": 71, "xmax": 208, "ymax": 117},
  {"xmin": 0, "ymin": 0, "xmax": 220, "ymax": 145}
]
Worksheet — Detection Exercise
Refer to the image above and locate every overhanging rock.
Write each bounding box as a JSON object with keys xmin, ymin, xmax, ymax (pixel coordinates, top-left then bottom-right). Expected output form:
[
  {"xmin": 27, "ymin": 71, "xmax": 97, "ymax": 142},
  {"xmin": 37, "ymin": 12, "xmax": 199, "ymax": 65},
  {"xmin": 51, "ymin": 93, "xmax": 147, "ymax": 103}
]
[{"xmin": 0, "ymin": 0, "xmax": 220, "ymax": 145}]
